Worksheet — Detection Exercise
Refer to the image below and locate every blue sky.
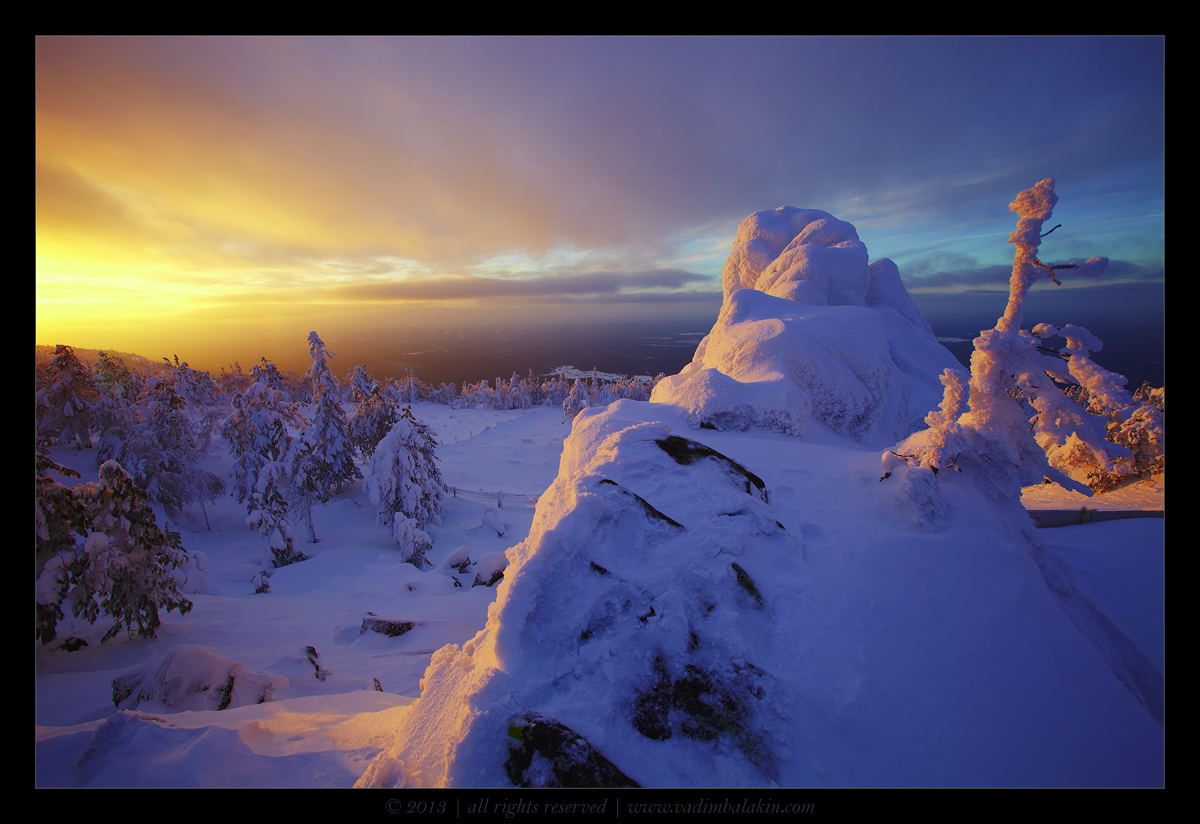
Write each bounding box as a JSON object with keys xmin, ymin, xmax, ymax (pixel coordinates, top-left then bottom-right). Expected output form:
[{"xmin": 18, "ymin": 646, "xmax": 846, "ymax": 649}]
[{"xmin": 36, "ymin": 36, "xmax": 1164, "ymax": 375}]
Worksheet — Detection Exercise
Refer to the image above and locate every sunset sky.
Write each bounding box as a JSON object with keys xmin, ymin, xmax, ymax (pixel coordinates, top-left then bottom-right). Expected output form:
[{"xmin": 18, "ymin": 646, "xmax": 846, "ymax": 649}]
[{"xmin": 36, "ymin": 36, "xmax": 1164, "ymax": 378}]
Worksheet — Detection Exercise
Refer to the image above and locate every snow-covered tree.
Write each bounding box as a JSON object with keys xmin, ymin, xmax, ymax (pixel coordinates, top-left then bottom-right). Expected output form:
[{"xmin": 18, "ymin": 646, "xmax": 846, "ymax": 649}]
[
  {"xmin": 36, "ymin": 345, "xmax": 99, "ymax": 449},
  {"xmin": 292, "ymin": 332, "xmax": 360, "ymax": 543},
  {"xmin": 96, "ymin": 376, "xmax": 226, "ymax": 518},
  {"xmin": 94, "ymin": 350, "xmax": 144, "ymax": 403},
  {"xmin": 165, "ymin": 355, "xmax": 220, "ymax": 412},
  {"xmin": 394, "ymin": 369, "xmax": 422, "ymax": 405},
  {"xmin": 882, "ymin": 178, "xmax": 1150, "ymax": 524},
  {"xmin": 164, "ymin": 355, "xmax": 226, "ymax": 452},
  {"xmin": 364, "ymin": 405, "xmax": 446, "ymax": 559},
  {"xmin": 393, "ymin": 515, "xmax": 434, "ymax": 568},
  {"xmin": 347, "ymin": 365, "xmax": 399, "ymax": 460},
  {"xmin": 217, "ymin": 362, "xmax": 250, "ymax": 398},
  {"xmin": 221, "ymin": 363, "xmax": 308, "ymax": 567},
  {"xmin": 36, "ymin": 455, "xmax": 193, "ymax": 644},
  {"xmin": 562, "ymin": 378, "xmax": 593, "ymax": 421}
]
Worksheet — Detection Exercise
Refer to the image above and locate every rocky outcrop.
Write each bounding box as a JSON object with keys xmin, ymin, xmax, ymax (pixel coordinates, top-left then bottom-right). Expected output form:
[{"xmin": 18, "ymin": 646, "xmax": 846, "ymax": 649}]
[{"xmin": 654, "ymin": 206, "xmax": 964, "ymax": 445}]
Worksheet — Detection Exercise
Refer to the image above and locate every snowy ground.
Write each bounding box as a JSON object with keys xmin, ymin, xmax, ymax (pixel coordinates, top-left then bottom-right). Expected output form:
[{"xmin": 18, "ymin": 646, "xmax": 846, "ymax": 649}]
[{"xmin": 35, "ymin": 402, "xmax": 1164, "ymax": 788}]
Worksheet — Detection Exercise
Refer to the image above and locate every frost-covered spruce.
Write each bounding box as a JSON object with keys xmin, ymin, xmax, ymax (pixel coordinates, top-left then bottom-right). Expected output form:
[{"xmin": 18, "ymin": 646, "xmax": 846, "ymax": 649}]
[
  {"xmin": 292, "ymin": 332, "xmax": 360, "ymax": 543},
  {"xmin": 347, "ymin": 365, "xmax": 400, "ymax": 460},
  {"xmin": 35, "ymin": 458, "xmax": 192, "ymax": 644},
  {"xmin": 364, "ymin": 405, "xmax": 445, "ymax": 538},
  {"xmin": 36, "ymin": 344, "xmax": 99, "ymax": 449},
  {"xmin": 96, "ymin": 375, "xmax": 225, "ymax": 517},
  {"xmin": 221, "ymin": 362, "xmax": 308, "ymax": 567},
  {"xmin": 562, "ymin": 379, "xmax": 592, "ymax": 421}
]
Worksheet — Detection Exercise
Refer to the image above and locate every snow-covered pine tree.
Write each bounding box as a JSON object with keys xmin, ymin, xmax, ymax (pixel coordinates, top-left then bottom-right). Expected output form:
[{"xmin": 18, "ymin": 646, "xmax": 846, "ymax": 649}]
[
  {"xmin": 347, "ymin": 365, "xmax": 399, "ymax": 461},
  {"xmin": 393, "ymin": 515, "xmax": 434, "ymax": 567},
  {"xmin": 36, "ymin": 345, "xmax": 99, "ymax": 449},
  {"xmin": 165, "ymin": 355, "xmax": 226, "ymax": 452},
  {"xmin": 563, "ymin": 378, "xmax": 592, "ymax": 421},
  {"xmin": 395, "ymin": 369, "xmax": 422, "ymax": 405},
  {"xmin": 221, "ymin": 362, "xmax": 308, "ymax": 567},
  {"xmin": 522, "ymin": 369, "xmax": 543, "ymax": 407},
  {"xmin": 94, "ymin": 350, "xmax": 144, "ymax": 403},
  {"xmin": 96, "ymin": 375, "xmax": 226, "ymax": 518},
  {"xmin": 217, "ymin": 362, "xmax": 250, "ymax": 398},
  {"xmin": 35, "ymin": 456, "xmax": 193, "ymax": 644},
  {"xmin": 541, "ymin": 373, "xmax": 569, "ymax": 407},
  {"xmin": 292, "ymin": 332, "xmax": 360, "ymax": 543},
  {"xmin": 363, "ymin": 405, "xmax": 446, "ymax": 561},
  {"xmin": 882, "ymin": 178, "xmax": 1147, "ymax": 525}
]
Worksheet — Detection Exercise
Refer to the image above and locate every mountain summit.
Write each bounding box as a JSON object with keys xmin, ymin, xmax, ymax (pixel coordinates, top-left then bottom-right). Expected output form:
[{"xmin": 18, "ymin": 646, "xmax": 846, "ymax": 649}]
[{"xmin": 652, "ymin": 207, "xmax": 964, "ymax": 445}]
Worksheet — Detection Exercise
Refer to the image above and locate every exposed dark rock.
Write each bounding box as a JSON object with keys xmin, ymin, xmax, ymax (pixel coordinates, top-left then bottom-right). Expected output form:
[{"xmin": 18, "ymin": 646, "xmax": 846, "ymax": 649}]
[
  {"xmin": 655, "ymin": 436, "xmax": 767, "ymax": 501},
  {"xmin": 631, "ymin": 655, "xmax": 774, "ymax": 778},
  {"xmin": 306, "ymin": 645, "xmax": 330, "ymax": 681},
  {"xmin": 504, "ymin": 714, "xmax": 639, "ymax": 788},
  {"xmin": 597, "ymin": 479, "xmax": 685, "ymax": 529},
  {"xmin": 361, "ymin": 617, "xmax": 417, "ymax": 638},
  {"xmin": 731, "ymin": 562, "xmax": 765, "ymax": 608},
  {"xmin": 473, "ymin": 569, "xmax": 504, "ymax": 587}
]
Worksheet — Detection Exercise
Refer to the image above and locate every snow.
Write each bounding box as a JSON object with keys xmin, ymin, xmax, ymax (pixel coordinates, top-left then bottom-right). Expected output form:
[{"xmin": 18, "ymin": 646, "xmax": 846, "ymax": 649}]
[
  {"xmin": 36, "ymin": 398, "xmax": 1163, "ymax": 788},
  {"xmin": 655, "ymin": 207, "xmax": 966, "ymax": 446},
  {"xmin": 36, "ymin": 200, "xmax": 1164, "ymax": 790}
]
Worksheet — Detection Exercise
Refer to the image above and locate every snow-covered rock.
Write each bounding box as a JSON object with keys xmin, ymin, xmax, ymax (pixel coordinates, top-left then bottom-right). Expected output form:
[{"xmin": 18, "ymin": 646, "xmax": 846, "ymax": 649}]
[
  {"xmin": 358, "ymin": 402, "xmax": 801, "ymax": 788},
  {"xmin": 358, "ymin": 397, "xmax": 1163, "ymax": 788},
  {"xmin": 654, "ymin": 206, "xmax": 965, "ymax": 446},
  {"xmin": 110, "ymin": 645, "xmax": 286, "ymax": 714}
]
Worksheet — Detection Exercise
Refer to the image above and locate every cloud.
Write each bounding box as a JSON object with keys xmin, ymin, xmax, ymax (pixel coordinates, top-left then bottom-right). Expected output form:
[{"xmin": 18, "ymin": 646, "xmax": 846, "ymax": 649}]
[
  {"xmin": 325, "ymin": 268, "xmax": 713, "ymax": 302},
  {"xmin": 37, "ymin": 36, "xmax": 1164, "ymax": 271},
  {"xmin": 902, "ymin": 257, "xmax": 1164, "ymax": 294},
  {"xmin": 36, "ymin": 36, "xmax": 1163, "ymax": 367}
]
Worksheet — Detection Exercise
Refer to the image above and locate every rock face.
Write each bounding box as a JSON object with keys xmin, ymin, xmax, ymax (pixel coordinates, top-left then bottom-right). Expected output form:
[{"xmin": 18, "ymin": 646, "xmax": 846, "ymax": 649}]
[
  {"xmin": 654, "ymin": 206, "xmax": 964, "ymax": 445},
  {"xmin": 357, "ymin": 404, "xmax": 802, "ymax": 788}
]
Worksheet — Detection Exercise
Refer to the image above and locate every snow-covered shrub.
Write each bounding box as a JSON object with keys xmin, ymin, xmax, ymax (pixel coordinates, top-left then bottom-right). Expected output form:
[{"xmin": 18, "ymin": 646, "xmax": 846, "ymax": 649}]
[
  {"xmin": 882, "ymin": 178, "xmax": 1154, "ymax": 522},
  {"xmin": 482, "ymin": 508, "xmax": 505, "ymax": 536},
  {"xmin": 393, "ymin": 515, "xmax": 433, "ymax": 568},
  {"xmin": 1057, "ymin": 378, "xmax": 1165, "ymax": 492},
  {"xmin": 35, "ymin": 457, "xmax": 193, "ymax": 644},
  {"xmin": 364, "ymin": 405, "xmax": 446, "ymax": 542}
]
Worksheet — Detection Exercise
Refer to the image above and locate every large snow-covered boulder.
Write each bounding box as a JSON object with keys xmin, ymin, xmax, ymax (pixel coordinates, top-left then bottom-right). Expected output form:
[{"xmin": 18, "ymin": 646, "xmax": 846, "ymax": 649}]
[
  {"xmin": 358, "ymin": 402, "xmax": 803, "ymax": 788},
  {"xmin": 111, "ymin": 645, "xmax": 286, "ymax": 713},
  {"xmin": 656, "ymin": 206, "xmax": 964, "ymax": 445},
  {"xmin": 358, "ymin": 400, "xmax": 1163, "ymax": 788}
]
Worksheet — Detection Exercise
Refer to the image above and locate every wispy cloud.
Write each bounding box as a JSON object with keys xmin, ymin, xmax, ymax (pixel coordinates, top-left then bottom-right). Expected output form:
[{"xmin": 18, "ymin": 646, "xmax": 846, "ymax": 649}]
[{"xmin": 36, "ymin": 35, "xmax": 1164, "ymax": 368}]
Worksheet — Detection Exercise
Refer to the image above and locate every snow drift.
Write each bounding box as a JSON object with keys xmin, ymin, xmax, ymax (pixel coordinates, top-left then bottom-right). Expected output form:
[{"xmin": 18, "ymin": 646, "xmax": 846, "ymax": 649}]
[{"xmin": 652, "ymin": 207, "xmax": 965, "ymax": 445}]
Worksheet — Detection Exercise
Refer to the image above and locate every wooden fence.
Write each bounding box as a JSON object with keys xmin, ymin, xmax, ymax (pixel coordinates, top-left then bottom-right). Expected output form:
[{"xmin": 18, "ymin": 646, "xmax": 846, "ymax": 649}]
[{"xmin": 447, "ymin": 486, "xmax": 540, "ymax": 508}]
